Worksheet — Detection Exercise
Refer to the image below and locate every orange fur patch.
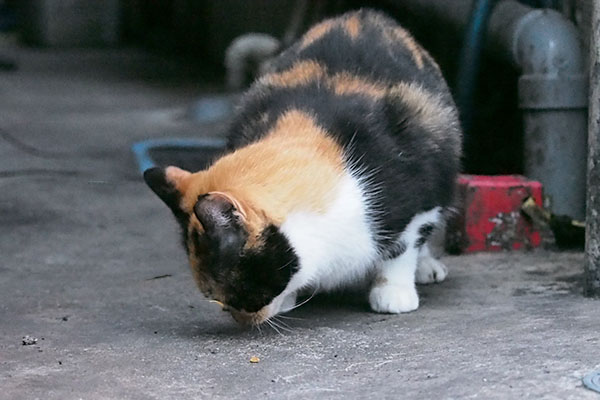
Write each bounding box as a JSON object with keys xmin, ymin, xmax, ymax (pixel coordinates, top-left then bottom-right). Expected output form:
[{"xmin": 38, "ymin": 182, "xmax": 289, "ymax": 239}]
[
  {"xmin": 343, "ymin": 15, "xmax": 361, "ymax": 39},
  {"xmin": 261, "ymin": 60, "xmax": 326, "ymax": 88},
  {"xmin": 389, "ymin": 81, "xmax": 461, "ymax": 154},
  {"xmin": 390, "ymin": 82, "xmax": 454, "ymax": 131},
  {"xmin": 299, "ymin": 14, "xmax": 361, "ymax": 50},
  {"xmin": 178, "ymin": 110, "xmax": 344, "ymax": 245},
  {"xmin": 330, "ymin": 72, "xmax": 387, "ymax": 99},
  {"xmin": 262, "ymin": 62, "xmax": 388, "ymax": 100},
  {"xmin": 299, "ymin": 20, "xmax": 336, "ymax": 49}
]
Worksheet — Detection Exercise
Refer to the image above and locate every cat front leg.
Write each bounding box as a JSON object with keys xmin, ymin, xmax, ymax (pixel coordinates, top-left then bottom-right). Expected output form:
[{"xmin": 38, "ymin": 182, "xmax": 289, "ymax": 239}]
[{"xmin": 369, "ymin": 247, "xmax": 420, "ymax": 313}]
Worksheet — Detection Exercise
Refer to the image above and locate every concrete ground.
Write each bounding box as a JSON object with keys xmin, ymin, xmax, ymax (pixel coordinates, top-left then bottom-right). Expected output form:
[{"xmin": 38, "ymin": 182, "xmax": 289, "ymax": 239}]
[{"xmin": 1, "ymin": 46, "xmax": 599, "ymax": 400}]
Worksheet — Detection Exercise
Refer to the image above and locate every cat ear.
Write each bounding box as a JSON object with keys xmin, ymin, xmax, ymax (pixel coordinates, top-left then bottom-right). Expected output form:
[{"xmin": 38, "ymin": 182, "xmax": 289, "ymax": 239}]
[
  {"xmin": 143, "ymin": 166, "xmax": 191, "ymax": 211},
  {"xmin": 193, "ymin": 193, "xmax": 246, "ymax": 253}
]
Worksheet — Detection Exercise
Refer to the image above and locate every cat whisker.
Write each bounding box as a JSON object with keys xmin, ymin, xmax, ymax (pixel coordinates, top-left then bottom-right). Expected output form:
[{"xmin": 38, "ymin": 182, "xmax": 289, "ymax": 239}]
[
  {"xmin": 288, "ymin": 288, "xmax": 318, "ymax": 312},
  {"xmin": 265, "ymin": 318, "xmax": 284, "ymax": 336},
  {"xmin": 275, "ymin": 314, "xmax": 305, "ymax": 321},
  {"xmin": 272, "ymin": 316, "xmax": 293, "ymax": 331},
  {"xmin": 270, "ymin": 317, "xmax": 293, "ymax": 333},
  {"xmin": 348, "ymin": 129, "xmax": 359, "ymax": 148},
  {"xmin": 253, "ymin": 320, "xmax": 263, "ymax": 335},
  {"xmin": 277, "ymin": 259, "xmax": 294, "ymax": 271}
]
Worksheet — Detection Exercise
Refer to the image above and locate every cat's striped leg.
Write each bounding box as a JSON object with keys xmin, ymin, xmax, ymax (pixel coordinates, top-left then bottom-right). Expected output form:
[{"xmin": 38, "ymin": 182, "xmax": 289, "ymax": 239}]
[{"xmin": 369, "ymin": 207, "xmax": 442, "ymax": 313}]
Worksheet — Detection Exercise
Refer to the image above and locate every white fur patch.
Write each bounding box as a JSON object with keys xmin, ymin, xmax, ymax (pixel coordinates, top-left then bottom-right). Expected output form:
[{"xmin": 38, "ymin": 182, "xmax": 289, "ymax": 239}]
[
  {"xmin": 400, "ymin": 207, "xmax": 442, "ymax": 247},
  {"xmin": 280, "ymin": 174, "xmax": 378, "ymax": 292},
  {"xmin": 369, "ymin": 279, "xmax": 419, "ymax": 313},
  {"xmin": 262, "ymin": 173, "xmax": 378, "ymax": 317}
]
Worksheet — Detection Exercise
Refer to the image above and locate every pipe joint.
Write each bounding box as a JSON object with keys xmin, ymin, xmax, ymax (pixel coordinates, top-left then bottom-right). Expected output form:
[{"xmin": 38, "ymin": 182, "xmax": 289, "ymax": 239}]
[{"xmin": 512, "ymin": 8, "xmax": 584, "ymax": 75}]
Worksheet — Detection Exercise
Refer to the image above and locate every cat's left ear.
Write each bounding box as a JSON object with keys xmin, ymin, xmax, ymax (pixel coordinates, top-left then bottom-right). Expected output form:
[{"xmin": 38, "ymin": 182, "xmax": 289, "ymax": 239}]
[
  {"xmin": 193, "ymin": 192, "xmax": 247, "ymax": 255},
  {"xmin": 143, "ymin": 166, "xmax": 191, "ymax": 212}
]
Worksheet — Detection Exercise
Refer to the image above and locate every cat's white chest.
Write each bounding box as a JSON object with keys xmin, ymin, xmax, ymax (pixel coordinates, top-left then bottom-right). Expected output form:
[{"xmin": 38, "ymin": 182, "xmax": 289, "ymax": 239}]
[{"xmin": 280, "ymin": 174, "xmax": 378, "ymax": 291}]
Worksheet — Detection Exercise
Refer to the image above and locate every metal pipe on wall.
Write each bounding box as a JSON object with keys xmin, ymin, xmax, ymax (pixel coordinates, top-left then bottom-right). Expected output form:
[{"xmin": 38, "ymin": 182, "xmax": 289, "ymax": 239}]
[
  {"xmin": 489, "ymin": 3, "xmax": 588, "ymax": 221},
  {"xmin": 384, "ymin": 0, "xmax": 588, "ymax": 220}
]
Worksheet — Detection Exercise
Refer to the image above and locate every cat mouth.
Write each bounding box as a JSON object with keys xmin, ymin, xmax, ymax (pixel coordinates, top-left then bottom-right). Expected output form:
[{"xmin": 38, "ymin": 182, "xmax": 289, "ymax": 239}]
[
  {"xmin": 209, "ymin": 292, "xmax": 298, "ymax": 326},
  {"xmin": 208, "ymin": 297, "xmax": 273, "ymax": 325}
]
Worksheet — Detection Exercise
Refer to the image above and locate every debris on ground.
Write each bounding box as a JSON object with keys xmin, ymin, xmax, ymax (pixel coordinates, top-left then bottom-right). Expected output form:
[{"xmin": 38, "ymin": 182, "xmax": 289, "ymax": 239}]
[
  {"xmin": 21, "ymin": 336, "xmax": 38, "ymax": 346},
  {"xmin": 521, "ymin": 196, "xmax": 585, "ymax": 249}
]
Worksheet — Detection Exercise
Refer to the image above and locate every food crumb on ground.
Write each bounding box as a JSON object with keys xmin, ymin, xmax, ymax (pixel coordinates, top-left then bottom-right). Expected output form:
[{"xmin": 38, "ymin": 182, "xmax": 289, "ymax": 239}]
[{"xmin": 249, "ymin": 356, "xmax": 260, "ymax": 363}]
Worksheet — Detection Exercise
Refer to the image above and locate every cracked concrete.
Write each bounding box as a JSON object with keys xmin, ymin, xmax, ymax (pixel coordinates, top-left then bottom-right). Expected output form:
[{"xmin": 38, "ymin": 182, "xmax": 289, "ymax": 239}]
[{"xmin": 0, "ymin": 46, "xmax": 599, "ymax": 400}]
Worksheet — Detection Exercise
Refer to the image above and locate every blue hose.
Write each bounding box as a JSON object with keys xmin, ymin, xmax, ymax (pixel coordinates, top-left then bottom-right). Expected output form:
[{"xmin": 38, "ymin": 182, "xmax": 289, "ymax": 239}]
[{"xmin": 456, "ymin": 0, "xmax": 498, "ymax": 135}]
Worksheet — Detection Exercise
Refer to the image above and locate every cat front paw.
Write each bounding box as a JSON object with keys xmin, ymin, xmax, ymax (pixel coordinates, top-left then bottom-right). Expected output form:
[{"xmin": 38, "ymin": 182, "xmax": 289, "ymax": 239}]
[
  {"xmin": 369, "ymin": 283, "xmax": 419, "ymax": 314},
  {"xmin": 415, "ymin": 256, "xmax": 448, "ymax": 284}
]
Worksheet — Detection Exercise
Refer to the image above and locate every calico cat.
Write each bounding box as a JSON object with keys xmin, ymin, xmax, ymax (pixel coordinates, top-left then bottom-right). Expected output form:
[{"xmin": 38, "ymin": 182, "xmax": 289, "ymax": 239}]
[{"xmin": 144, "ymin": 9, "xmax": 462, "ymax": 325}]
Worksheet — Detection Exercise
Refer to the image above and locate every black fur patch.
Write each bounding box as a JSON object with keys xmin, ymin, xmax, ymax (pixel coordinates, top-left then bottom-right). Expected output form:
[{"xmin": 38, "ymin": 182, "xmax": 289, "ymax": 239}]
[
  {"xmin": 143, "ymin": 167, "xmax": 190, "ymax": 249},
  {"xmin": 383, "ymin": 239, "xmax": 407, "ymax": 260},
  {"xmin": 184, "ymin": 203, "xmax": 298, "ymax": 313},
  {"xmin": 194, "ymin": 194, "xmax": 246, "ymax": 262},
  {"xmin": 415, "ymin": 223, "xmax": 436, "ymax": 248},
  {"xmin": 222, "ymin": 225, "xmax": 299, "ymax": 313}
]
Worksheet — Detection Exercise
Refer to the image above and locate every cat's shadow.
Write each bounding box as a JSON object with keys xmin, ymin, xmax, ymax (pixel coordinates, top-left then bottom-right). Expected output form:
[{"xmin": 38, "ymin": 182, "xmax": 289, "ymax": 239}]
[
  {"xmin": 148, "ymin": 283, "xmax": 451, "ymax": 340},
  {"xmin": 284, "ymin": 291, "xmax": 370, "ymax": 322}
]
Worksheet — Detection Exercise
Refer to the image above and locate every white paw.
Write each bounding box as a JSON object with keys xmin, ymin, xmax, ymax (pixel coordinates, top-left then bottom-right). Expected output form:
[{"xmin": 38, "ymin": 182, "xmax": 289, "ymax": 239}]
[
  {"xmin": 416, "ymin": 256, "xmax": 448, "ymax": 284},
  {"xmin": 369, "ymin": 284, "xmax": 419, "ymax": 314}
]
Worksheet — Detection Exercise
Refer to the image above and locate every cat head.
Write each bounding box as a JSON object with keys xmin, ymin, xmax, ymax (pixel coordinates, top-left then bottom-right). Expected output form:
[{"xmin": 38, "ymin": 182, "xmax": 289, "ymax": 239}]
[{"xmin": 143, "ymin": 166, "xmax": 300, "ymax": 325}]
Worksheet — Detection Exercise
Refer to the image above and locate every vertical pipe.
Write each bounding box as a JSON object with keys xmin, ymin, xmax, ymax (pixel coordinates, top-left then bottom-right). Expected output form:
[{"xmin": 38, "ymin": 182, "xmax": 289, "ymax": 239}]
[
  {"xmin": 385, "ymin": 0, "xmax": 588, "ymax": 219},
  {"xmin": 508, "ymin": 8, "xmax": 587, "ymax": 220},
  {"xmin": 585, "ymin": 0, "xmax": 600, "ymax": 297}
]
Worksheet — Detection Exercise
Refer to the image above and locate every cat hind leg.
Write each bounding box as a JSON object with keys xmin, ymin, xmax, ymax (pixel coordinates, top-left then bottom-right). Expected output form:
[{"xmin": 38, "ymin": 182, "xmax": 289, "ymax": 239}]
[
  {"xmin": 369, "ymin": 207, "xmax": 442, "ymax": 313},
  {"xmin": 415, "ymin": 243, "xmax": 448, "ymax": 284}
]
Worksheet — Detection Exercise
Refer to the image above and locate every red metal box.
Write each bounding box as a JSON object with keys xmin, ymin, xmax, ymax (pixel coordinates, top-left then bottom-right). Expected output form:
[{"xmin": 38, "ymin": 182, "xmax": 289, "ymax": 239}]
[{"xmin": 450, "ymin": 175, "xmax": 543, "ymax": 253}]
